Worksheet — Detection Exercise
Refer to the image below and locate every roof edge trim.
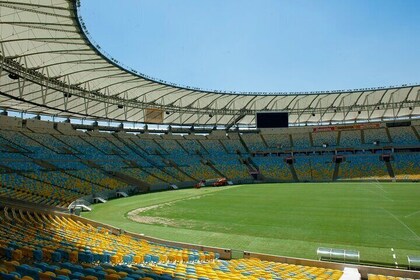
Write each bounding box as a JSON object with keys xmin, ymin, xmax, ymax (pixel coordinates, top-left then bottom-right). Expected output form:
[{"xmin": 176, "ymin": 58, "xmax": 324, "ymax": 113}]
[{"xmin": 74, "ymin": 0, "xmax": 420, "ymax": 97}]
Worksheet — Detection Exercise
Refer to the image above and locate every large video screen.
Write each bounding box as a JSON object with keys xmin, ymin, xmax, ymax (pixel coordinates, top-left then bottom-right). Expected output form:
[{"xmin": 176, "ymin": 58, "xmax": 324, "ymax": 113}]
[{"xmin": 256, "ymin": 112, "xmax": 289, "ymax": 128}]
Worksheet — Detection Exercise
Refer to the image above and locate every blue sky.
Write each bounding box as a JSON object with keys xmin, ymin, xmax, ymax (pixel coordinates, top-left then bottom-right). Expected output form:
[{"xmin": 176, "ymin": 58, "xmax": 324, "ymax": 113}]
[{"xmin": 79, "ymin": 0, "xmax": 420, "ymax": 93}]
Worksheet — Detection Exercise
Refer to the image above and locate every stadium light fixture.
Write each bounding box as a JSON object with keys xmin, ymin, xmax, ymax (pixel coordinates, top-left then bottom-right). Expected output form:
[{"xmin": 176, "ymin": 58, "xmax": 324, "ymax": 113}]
[{"xmin": 8, "ymin": 73, "xmax": 19, "ymax": 80}]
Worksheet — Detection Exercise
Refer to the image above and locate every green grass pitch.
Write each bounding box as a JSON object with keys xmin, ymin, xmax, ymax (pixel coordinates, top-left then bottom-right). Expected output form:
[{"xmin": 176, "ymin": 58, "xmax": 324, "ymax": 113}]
[{"xmin": 82, "ymin": 182, "xmax": 420, "ymax": 265}]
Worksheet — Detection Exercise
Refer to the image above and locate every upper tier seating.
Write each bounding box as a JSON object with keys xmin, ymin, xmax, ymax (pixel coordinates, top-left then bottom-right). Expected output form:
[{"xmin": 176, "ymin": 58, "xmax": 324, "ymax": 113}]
[
  {"xmin": 263, "ymin": 134, "xmax": 292, "ymax": 149},
  {"xmin": 364, "ymin": 128, "xmax": 390, "ymax": 145},
  {"xmin": 312, "ymin": 131, "xmax": 338, "ymax": 147},
  {"xmin": 340, "ymin": 130, "xmax": 362, "ymax": 147},
  {"xmin": 388, "ymin": 126, "xmax": 419, "ymax": 145},
  {"xmin": 222, "ymin": 139, "xmax": 248, "ymax": 154},
  {"xmin": 291, "ymin": 133, "xmax": 311, "ymax": 149},
  {"xmin": 240, "ymin": 133, "xmax": 267, "ymax": 151}
]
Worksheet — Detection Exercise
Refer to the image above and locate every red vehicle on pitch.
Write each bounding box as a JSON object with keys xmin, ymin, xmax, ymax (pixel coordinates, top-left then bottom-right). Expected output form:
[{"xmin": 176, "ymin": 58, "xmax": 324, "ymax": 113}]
[{"xmin": 213, "ymin": 178, "xmax": 227, "ymax": 187}]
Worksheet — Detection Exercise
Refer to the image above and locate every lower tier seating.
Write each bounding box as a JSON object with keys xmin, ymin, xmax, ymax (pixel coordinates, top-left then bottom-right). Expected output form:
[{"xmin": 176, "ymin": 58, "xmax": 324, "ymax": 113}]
[
  {"xmin": 368, "ymin": 274, "xmax": 417, "ymax": 280},
  {"xmin": 0, "ymin": 207, "xmax": 346, "ymax": 280}
]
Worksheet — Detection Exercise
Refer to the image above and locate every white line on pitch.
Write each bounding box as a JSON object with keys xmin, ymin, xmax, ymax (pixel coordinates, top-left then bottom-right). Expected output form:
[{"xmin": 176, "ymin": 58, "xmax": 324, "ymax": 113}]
[
  {"xmin": 392, "ymin": 254, "xmax": 396, "ymax": 259},
  {"xmin": 363, "ymin": 187, "xmax": 393, "ymax": 201},
  {"xmin": 370, "ymin": 180, "xmax": 389, "ymax": 193},
  {"xmin": 405, "ymin": 209, "xmax": 420, "ymax": 218},
  {"xmin": 391, "ymin": 248, "xmax": 394, "ymax": 251},
  {"xmin": 382, "ymin": 208, "xmax": 420, "ymax": 241}
]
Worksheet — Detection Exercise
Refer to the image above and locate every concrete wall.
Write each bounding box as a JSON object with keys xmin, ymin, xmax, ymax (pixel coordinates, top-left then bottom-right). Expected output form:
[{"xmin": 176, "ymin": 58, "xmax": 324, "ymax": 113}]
[
  {"xmin": 0, "ymin": 115, "xmax": 23, "ymax": 130},
  {"xmin": 25, "ymin": 118, "xmax": 56, "ymax": 133},
  {"xmin": 56, "ymin": 122, "xmax": 84, "ymax": 135}
]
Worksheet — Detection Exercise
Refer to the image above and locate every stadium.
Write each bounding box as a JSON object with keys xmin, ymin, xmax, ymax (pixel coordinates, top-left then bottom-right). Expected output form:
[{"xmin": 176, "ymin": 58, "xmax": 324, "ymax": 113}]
[{"xmin": 0, "ymin": 0, "xmax": 419, "ymax": 279}]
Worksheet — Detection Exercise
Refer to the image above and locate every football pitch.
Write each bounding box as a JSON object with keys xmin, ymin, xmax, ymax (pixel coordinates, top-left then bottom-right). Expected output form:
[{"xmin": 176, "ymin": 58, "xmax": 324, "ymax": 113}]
[{"xmin": 82, "ymin": 182, "xmax": 420, "ymax": 266}]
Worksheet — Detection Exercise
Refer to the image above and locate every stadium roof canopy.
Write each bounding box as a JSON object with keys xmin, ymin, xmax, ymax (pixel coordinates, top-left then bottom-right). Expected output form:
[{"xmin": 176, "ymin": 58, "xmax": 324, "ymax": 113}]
[{"xmin": 0, "ymin": 0, "xmax": 419, "ymax": 127}]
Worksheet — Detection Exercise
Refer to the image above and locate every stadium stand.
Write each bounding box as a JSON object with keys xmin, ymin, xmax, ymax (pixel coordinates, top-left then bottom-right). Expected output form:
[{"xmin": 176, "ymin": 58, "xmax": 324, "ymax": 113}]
[
  {"xmin": 291, "ymin": 132, "xmax": 312, "ymax": 149},
  {"xmin": 210, "ymin": 155, "xmax": 250, "ymax": 180},
  {"xmin": 293, "ymin": 156, "xmax": 313, "ymax": 182},
  {"xmin": 119, "ymin": 168, "xmax": 167, "ymax": 186},
  {"xmin": 157, "ymin": 138, "xmax": 187, "ymax": 155},
  {"xmin": 0, "ymin": 80, "xmax": 418, "ymax": 280},
  {"xmin": 392, "ymin": 153, "xmax": 420, "ymax": 180},
  {"xmin": 0, "ymin": 208, "xmax": 348, "ymax": 280},
  {"xmin": 0, "ymin": 156, "xmax": 41, "ymax": 172},
  {"xmin": 240, "ymin": 133, "xmax": 267, "ymax": 151},
  {"xmin": 368, "ymin": 274, "xmax": 417, "ymax": 280},
  {"xmin": 312, "ymin": 131, "xmax": 338, "ymax": 147},
  {"xmin": 180, "ymin": 164, "xmax": 220, "ymax": 181},
  {"xmin": 0, "ymin": 173, "xmax": 79, "ymax": 207},
  {"xmin": 309, "ymin": 156, "xmax": 335, "ymax": 181},
  {"xmin": 1, "ymin": 118, "xmax": 420, "ymax": 197},
  {"xmin": 178, "ymin": 138, "xmax": 208, "ymax": 155},
  {"xmin": 339, "ymin": 130, "xmax": 362, "ymax": 147},
  {"xmin": 252, "ymin": 156, "xmax": 294, "ymax": 181},
  {"xmin": 130, "ymin": 137, "xmax": 166, "ymax": 155},
  {"xmin": 199, "ymin": 139, "xmax": 227, "ymax": 155},
  {"xmin": 67, "ymin": 169, "xmax": 129, "ymax": 190},
  {"xmin": 263, "ymin": 133, "xmax": 292, "ymax": 150},
  {"xmin": 337, "ymin": 155, "xmax": 390, "ymax": 180},
  {"xmin": 388, "ymin": 126, "xmax": 419, "ymax": 146},
  {"xmin": 221, "ymin": 138, "xmax": 248, "ymax": 154},
  {"xmin": 364, "ymin": 128, "xmax": 390, "ymax": 146}
]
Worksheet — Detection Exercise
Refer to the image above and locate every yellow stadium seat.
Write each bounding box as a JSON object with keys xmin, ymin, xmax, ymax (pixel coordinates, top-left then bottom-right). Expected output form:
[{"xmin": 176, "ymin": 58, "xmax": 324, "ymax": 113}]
[
  {"xmin": 55, "ymin": 269, "xmax": 71, "ymax": 276},
  {"xmin": 81, "ymin": 276, "xmax": 98, "ymax": 280},
  {"xmin": 3, "ymin": 260, "xmax": 19, "ymax": 273},
  {"xmin": 39, "ymin": 271, "xmax": 56, "ymax": 280},
  {"xmin": 0, "ymin": 267, "xmax": 7, "ymax": 274},
  {"xmin": 105, "ymin": 273, "xmax": 121, "ymax": 280},
  {"xmin": 11, "ymin": 249, "xmax": 22, "ymax": 261}
]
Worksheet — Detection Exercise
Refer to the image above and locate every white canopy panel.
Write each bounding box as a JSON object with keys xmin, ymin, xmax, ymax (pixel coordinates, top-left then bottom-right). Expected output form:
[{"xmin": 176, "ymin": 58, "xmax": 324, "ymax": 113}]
[{"xmin": 0, "ymin": 0, "xmax": 419, "ymax": 126}]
